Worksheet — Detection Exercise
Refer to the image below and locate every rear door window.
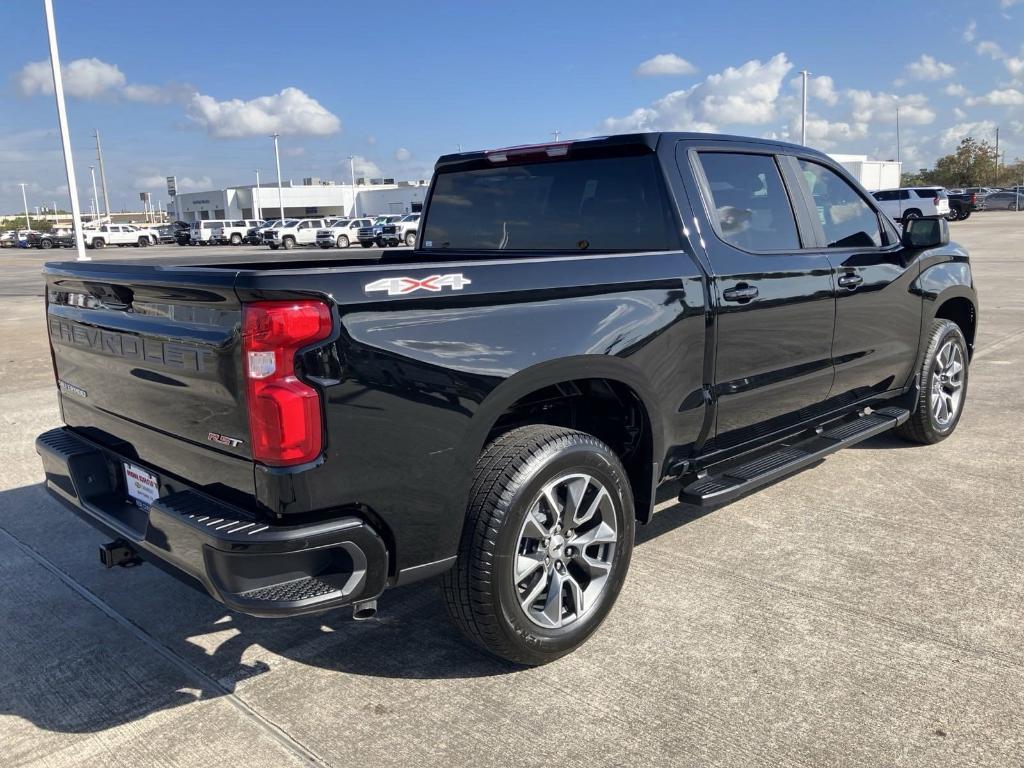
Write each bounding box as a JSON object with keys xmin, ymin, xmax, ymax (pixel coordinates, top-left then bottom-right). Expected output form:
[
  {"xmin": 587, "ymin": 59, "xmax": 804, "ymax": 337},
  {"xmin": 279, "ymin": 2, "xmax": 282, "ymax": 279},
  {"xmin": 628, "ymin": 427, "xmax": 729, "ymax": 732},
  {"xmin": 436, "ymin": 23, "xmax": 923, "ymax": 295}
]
[
  {"xmin": 797, "ymin": 160, "xmax": 882, "ymax": 248},
  {"xmin": 420, "ymin": 153, "xmax": 678, "ymax": 252},
  {"xmin": 697, "ymin": 152, "xmax": 801, "ymax": 252}
]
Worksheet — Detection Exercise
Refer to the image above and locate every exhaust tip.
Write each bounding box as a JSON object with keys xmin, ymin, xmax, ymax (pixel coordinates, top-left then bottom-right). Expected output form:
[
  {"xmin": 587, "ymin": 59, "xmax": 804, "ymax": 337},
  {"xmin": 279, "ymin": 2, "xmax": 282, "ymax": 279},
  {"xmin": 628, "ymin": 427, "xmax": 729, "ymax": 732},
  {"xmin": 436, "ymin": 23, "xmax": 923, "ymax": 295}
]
[{"xmin": 352, "ymin": 599, "xmax": 377, "ymax": 621}]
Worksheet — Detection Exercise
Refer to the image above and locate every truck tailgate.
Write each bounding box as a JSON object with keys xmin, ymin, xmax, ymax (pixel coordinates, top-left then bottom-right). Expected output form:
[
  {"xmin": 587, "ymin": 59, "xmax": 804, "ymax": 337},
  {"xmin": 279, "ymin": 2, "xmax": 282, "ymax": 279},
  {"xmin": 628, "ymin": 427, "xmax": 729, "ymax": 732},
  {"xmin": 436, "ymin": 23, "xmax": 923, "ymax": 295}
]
[{"xmin": 44, "ymin": 263, "xmax": 255, "ymax": 502}]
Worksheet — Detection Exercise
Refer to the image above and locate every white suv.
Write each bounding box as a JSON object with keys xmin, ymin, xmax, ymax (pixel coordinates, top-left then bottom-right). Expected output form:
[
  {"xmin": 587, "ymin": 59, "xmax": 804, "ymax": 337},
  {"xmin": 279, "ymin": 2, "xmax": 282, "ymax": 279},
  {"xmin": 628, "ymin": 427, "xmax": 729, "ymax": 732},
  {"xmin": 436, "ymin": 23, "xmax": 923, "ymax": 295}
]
[
  {"xmin": 871, "ymin": 187, "xmax": 950, "ymax": 222},
  {"xmin": 189, "ymin": 219, "xmax": 230, "ymax": 245},
  {"xmin": 264, "ymin": 218, "xmax": 327, "ymax": 250},
  {"xmin": 315, "ymin": 218, "xmax": 372, "ymax": 248},
  {"xmin": 212, "ymin": 219, "xmax": 263, "ymax": 245}
]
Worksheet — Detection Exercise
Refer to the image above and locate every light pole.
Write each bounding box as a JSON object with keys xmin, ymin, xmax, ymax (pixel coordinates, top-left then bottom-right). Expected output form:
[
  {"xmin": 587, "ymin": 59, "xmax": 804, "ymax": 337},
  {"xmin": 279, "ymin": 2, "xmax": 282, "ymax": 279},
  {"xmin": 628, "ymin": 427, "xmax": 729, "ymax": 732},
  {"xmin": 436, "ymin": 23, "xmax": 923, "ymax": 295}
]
[
  {"xmin": 94, "ymin": 129, "xmax": 111, "ymax": 223},
  {"xmin": 894, "ymin": 100, "xmax": 901, "ymax": 166},
  {"xmin": 254, "ymin": 169, "xmax": 262, "ymax": 220},
  {"xmin": 799, "ymin": 70, "xmax": 810, "ymax": 146},
  {"xmin": 347, "ymin": 155, "xmax": 358, "ymax": 217},
  {"xmin": 551, "ymin": 130, "xmax": 562, "ymax": 142},
  {"xmin": 43, "ymin": 0, "xmax": 88, "ymax": 258},
  {"xmin": 271, "ymin": 133, "xmax": 284, "ymax": 222},
  {"xmin": 19, "ymin": 183, "xmax": 31, "ymax": 231}
]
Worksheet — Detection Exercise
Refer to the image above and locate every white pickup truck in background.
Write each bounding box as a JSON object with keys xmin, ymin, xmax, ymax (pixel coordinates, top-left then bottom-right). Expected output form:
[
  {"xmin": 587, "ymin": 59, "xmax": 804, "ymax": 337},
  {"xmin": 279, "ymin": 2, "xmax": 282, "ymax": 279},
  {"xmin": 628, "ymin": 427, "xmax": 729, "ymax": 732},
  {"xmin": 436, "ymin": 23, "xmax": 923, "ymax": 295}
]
[
  {"xmin": 212, "ymin": 219, "xmax": 264, "ymax": 245},
  {"xmin": 83, "ymin": 224, "xmax": 159, "ymax": 249},
  {"xmin": 315, "ymin": 218, "xmax": 373, "ymax": 248},
  {"xmin": 264, "ymin": 218, "xmax": 328, "ymax": 250}
]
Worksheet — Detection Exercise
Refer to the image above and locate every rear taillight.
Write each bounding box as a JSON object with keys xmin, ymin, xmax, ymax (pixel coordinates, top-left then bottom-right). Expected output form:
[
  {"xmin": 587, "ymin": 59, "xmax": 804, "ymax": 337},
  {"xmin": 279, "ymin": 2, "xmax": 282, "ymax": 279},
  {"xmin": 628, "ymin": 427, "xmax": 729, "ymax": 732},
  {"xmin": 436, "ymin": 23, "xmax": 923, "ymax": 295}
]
[{"xmin": 242, "ymin": 300, "xmax": 332, "ymax": 467}]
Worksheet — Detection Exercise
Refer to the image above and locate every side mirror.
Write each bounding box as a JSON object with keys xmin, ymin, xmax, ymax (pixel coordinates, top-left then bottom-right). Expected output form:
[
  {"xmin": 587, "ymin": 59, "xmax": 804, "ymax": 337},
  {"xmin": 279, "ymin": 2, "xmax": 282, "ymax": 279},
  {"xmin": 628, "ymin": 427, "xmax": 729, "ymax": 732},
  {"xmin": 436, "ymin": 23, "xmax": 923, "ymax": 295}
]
[{"xmin": 902, "ymin": 216, "xmax": 949, "ymax": 249}]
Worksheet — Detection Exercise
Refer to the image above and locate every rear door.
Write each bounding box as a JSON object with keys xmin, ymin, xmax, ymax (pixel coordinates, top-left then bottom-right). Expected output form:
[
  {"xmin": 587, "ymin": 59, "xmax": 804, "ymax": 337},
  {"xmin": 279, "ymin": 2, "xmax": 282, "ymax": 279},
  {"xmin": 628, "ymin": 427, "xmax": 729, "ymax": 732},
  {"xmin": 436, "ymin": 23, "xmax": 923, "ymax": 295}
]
[
  {"xmin": 788, "ymin": 156, "xmax": 922, "ymax": 403},
  {"xmin": 679, "ymin": 142, "xmax": 836, "ymax": 448}
]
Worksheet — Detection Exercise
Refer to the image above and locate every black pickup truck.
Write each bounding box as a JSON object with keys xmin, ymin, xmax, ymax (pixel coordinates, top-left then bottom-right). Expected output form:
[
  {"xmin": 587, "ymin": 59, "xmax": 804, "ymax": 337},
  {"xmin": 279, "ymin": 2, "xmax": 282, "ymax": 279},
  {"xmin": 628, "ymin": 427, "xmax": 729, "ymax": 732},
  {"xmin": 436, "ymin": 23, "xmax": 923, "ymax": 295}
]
[{"xmin": 37, "ymin": 133, "xmax": 977, "ymax": 665}]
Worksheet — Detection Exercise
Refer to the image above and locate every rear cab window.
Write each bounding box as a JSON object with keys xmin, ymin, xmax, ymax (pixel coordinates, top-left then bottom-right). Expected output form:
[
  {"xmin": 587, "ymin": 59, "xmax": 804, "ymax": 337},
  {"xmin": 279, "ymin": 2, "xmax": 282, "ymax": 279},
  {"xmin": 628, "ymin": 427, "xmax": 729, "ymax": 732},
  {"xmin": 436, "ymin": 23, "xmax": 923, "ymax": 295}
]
[
  {"xmin": 695, "ymin": 152, "xmax": 801, "ymax": 252},
  {"xmin": 420, "ymin": 150, "xmax": 679, "ymax": 253}
]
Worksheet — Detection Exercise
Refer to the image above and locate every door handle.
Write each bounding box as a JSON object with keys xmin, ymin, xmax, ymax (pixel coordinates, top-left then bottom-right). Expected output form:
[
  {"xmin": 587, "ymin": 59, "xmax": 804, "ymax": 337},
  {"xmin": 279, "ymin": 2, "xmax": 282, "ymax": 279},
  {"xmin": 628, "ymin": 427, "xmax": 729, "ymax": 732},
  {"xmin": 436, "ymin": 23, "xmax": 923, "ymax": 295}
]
[
  {"xmin": 837, "ymin": 273, "xmax": 863, "ymax": 289},
  {"xmin": 722, "ymin": 284, "xmax": 759, "ymax": 303}
]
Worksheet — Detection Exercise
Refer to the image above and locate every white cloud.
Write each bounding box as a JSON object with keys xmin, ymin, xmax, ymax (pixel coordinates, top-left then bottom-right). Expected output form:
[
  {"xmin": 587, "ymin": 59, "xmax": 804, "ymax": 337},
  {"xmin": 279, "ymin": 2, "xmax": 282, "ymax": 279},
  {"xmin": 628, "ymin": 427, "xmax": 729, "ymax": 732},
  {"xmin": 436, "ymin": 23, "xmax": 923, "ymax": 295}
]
[
  {"xmin": 976, "ymin": 40, "xmax": 1006, "ymax": 59},
  {"xmin": 799, "ymin": 115, "xmax": 869, "ymax": 148},
  {"xmin": 187, "ymin": 87, "xmax": 341, "ymax": 138},
  {"xmin": 848, "ymin": 90, "xmax": 935, "ymax": 125},
  {"xmin": 15, "ymin": 57, "xmax": 126, "ymax": 99},
  {"xmin": 939, "ymin": 120, "xmax": 998, "ymax": 149},
  {"xmin": 135, "ymin": 174, "xmax": 212, "ymax": 191},
  {"xmin": 349, "ymin": 155, "xmax": 382, "ymax": 178},
  {"xmin": 944, "ymin": 83, "xmax": 968, "ymax": 97},
  {"xmin": 635, "ymin": 54, "xmax": 697, "ymax": 77},
  {"xmin": 964, "ymin": 20, "xmax": 977, "ymax": 42},
  {"xmin": 394, "ymin": 147, "xmax": 412, "ymax": 162},
  {"xmin": 906, "ymin": 54, "xmax": 954, "ymax": 80},
  {"xmin": 789, "ymin": 74, "xmax": 839, "ymax": 105},
  {"xmin": 1001, "ymin": 0, "xmax": 1021, "ymax": 8},
  {"xmin": 966, "ymin": 88, "xmax": 1024, "ymax": 106},
  {"xmin": 1006, "ymin": 57, "xmax": 1024, "ymax": 82},
  {"xmin": 954, "ymin": 107, "xmax": 967, "ymax": 119},
  {"xmin": 605, "ymin": 53, "xmax": 792, "ymax": 133}
]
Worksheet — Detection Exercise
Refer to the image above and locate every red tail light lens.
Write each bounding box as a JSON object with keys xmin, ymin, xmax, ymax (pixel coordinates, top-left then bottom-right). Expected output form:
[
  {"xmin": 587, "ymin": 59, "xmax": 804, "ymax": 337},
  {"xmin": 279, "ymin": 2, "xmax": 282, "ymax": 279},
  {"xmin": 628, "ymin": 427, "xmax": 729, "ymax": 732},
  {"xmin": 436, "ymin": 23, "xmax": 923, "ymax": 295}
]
[{"xmin": 242, "ymin": 300, "xmax": 332, "ymax": 466}]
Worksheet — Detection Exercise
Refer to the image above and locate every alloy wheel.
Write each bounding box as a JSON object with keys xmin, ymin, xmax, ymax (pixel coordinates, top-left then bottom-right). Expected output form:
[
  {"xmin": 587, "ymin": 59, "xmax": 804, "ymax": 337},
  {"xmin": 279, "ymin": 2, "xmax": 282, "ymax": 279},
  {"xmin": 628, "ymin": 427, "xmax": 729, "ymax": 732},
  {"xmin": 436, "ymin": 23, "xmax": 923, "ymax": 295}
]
[
  {"xmin": 513, "ymin": 472, "xmax": 617, "ymax": 629},
  {"xmin": 930, "ymin": 340, "xmax": 964, "ymax": 428}
]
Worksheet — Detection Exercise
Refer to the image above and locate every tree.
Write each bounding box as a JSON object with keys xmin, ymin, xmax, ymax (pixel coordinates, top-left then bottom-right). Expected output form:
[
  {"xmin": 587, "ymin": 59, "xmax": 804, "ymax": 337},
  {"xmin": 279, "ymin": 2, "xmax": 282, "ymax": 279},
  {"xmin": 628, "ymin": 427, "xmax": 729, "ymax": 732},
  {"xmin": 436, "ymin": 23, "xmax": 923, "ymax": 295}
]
[{"xmin": 901, "ymin": 136, "xmax": 1024, "ymax": 188}]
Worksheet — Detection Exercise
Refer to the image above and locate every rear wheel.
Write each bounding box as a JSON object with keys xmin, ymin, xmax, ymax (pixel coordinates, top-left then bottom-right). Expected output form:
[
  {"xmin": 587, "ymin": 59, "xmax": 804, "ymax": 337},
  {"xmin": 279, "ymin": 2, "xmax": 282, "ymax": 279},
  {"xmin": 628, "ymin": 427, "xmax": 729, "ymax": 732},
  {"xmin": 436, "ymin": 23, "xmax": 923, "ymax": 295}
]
[
  {"xmin": 136, "ymin": 237, "xmax": 148, "ymax": 247},
  {"xmin": 895, "ymin": 319, "xmax": 969, "ymax": 445},
  {"xmin": 230, "ymin": 233, "xmax": 242, "ymax": 245},
  {"xmin": 946, "ymin": 208, "xmax": 961, "ymax": 222},
  {"xmin": 360, "ymin": 241, "xmax": 372, "ymax": 248},
  {"xmin": 442, "ymin": 425, "xmax": 635, "ymax": 665},
  {"xmin": 40, "ymin": 239, "xmax": 53, "ymax": 249},
  {"xmin": 92, "ymin": 238, "xmax": 105, "ymax": 250}
]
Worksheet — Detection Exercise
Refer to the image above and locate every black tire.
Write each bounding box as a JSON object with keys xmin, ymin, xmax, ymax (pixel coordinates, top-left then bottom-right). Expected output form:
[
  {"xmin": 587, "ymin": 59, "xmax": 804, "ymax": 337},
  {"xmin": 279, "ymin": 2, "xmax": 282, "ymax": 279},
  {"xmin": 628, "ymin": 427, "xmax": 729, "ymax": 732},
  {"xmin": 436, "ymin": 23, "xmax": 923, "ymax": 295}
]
[
  {"xmin": 337, "ymin": 235, "xmax": 349, "ymax": 248},
  {"xmin": 136, "ymin": 237, "xmax": 147, "ymax": 247},
  {"xmin": 959, "ymin": 209, "xmax": 971, "ymax": 221},
  {"xmin": 360, "ymin": 242, "xmax": 372, "ymax": 248},
  {"xmin": 902, "ymin": 209, "xmax": 922, "ymax": 222},
  {"xmin": 946, "ymin": 208, "xmax": 960, "ymax": 222},
  {"xmin": 230, "ymin": 233, "xmax": 242, "ymax": 245},
  {"xmin": 442, "ymin": 425, "xmax": 635, "ymax": 665},
  {"xmin": 405, "ymin": 231, "xmax": 416, "ymax": 247},
  {"xmin": 92, "ymin": 239, "xmax": 105, "ymax": 250},
  {"xmin": 269, "ymin": 244, "xmax": 279, "ymax": 250},
  {"xmin": 282, "ymin": 236, "xmax": 295, "ymax": 250},
  {"xmin": 39, "ymin": 239, "xmax": 53, "ymax": 249},
  {"xmin": 895, "ymin": 319, "xmax": 969, "ymax": 445}
]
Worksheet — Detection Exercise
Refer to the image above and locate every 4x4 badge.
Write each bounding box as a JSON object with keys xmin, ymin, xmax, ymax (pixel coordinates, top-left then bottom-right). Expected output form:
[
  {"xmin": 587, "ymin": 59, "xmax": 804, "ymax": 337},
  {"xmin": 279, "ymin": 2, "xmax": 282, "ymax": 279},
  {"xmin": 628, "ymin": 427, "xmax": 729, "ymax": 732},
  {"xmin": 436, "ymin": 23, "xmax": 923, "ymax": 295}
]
[{"xmin": 364, "ymin": 273, "xmax": 472, "ymax": 296}]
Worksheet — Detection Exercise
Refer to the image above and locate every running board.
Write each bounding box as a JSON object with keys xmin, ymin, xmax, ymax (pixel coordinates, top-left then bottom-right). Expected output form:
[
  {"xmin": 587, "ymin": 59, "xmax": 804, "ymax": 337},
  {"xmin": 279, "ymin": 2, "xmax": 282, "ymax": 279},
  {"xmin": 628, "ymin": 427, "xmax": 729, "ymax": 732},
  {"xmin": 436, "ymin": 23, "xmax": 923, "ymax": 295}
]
[{"xmin": 679, "ymin": 406, "xmax": 910, "ymax": 506}]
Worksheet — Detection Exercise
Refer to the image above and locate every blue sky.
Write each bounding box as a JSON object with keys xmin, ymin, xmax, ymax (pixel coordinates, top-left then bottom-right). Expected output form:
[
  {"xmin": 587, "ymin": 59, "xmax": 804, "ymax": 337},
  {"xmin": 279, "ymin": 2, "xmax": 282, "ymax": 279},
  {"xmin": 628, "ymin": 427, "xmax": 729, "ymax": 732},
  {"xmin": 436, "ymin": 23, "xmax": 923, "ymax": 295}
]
[{"xmin": 2, "ymin": 0, "xmax": 1023, "ymax": 214}]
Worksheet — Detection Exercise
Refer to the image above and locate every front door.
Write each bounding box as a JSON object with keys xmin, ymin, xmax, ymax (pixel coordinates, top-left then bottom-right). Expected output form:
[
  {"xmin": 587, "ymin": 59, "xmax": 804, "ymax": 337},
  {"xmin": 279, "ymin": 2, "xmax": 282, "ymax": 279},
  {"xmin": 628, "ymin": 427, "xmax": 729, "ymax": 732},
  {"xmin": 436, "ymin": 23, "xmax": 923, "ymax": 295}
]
[
  {"xmin": 789, "ymin": 158, "xmax": 923, "ymax": 403},
  {"xmin": 680, "ymin": 145, "xmax": 837, "ymax": 449}
]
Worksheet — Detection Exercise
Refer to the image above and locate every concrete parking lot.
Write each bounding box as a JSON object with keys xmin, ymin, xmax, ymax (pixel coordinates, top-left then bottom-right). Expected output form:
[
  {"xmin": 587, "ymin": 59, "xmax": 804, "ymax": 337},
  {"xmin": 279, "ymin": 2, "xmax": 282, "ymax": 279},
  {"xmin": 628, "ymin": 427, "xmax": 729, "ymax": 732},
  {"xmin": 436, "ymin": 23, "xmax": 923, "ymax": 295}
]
[{"xmin": 1, "ymin": 215, "xmax": 1022, "ymax": 768}]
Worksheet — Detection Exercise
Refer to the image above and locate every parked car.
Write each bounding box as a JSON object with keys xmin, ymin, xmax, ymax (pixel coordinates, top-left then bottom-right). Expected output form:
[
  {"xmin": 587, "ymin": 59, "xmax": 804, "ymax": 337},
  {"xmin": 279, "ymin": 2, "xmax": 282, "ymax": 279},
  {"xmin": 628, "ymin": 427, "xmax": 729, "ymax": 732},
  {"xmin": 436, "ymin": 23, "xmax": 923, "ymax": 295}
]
[
  {"xmin": 982, "ymin": 190, "xmax": 1024, "ymax": 210},
  {"xmin": 188, "ymin": 220, "xmax": 231, "ymax": 245},
  {"xmin": 245, "ymin": 219, "xmax": 277, "ymax": 244},
  {"xmin": 380, "ymin": 213, "xmax": 421, "ymax": 247},
  {"xmin": 82, "ymin": 224, "xmax": 158, "ymax": 249},
  {"xmin": 264, "ymin": 218, "xmax": 328, "ymax": 250},
  {"xmin": 871, "ymin": 187, "xmax": 951, "ymax": 222},
  {"xmin": 213, "ymin": 219, "xmax": 264, "ymax": 245},
  {"xmin": 357, "ymin": 214, "xmax": 405, "ymax": 247},
  {"xmin": 25, "ymin": 231, "xmax": 61, "ymax": 249},
  {"xmin": 315, "ymin": 218, "xmax": 372, "ymax": 248},
  {"xmin": 0, "ymin": 230, "xmax": 16, "ymax": 248},
  {"xmin": 157, "ymin": 222, "xmax": 188, "ymax": 244},
  {"xmin": 35, "ymin": 132, "xmax": 977, "ymax": 665},
  {"xmin": 946, "ymin": 191, "xmax": 985, "ymax": 221}
]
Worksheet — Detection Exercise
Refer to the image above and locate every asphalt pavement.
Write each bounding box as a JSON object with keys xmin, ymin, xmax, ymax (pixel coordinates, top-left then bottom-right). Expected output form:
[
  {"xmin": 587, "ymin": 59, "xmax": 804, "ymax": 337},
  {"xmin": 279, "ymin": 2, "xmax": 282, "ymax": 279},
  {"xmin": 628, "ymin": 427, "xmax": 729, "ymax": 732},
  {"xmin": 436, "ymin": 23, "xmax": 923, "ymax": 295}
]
[{"xmin": 1, "ymin": 216, "xmax": 1022, "ymax": 767}]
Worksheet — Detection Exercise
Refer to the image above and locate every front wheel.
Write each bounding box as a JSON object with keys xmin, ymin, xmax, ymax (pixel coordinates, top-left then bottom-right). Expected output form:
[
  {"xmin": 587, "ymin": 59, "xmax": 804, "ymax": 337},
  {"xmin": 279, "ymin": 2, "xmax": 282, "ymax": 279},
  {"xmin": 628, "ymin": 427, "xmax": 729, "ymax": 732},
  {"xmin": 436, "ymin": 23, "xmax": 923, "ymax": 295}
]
[
  {"xmin": 337, "ymin": 235, "xmax": 349, "ymax": 248},
  {"xmin": 895, "ymin": 319, "xmax": 969, "ymax": 445},
  {"xmin": 405, "ymin": 231, "xmax": 416, "ymax": 247},
  {"xmin": 282, "ymin": 236, "xmax": 295, "ymax": 250},
  {"xmin": 442, "ymin": 425, "xmax": 635, "ymax": 665}
]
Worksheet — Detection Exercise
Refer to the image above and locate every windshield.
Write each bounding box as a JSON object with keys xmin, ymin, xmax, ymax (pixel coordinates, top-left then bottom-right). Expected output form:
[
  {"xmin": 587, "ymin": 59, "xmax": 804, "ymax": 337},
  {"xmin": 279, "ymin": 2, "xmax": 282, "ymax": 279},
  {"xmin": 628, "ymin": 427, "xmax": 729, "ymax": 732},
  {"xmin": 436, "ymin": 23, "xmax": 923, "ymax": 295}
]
[{"xmin": 420, "ymin": 154, "xmax": 678, "ymax": 252}]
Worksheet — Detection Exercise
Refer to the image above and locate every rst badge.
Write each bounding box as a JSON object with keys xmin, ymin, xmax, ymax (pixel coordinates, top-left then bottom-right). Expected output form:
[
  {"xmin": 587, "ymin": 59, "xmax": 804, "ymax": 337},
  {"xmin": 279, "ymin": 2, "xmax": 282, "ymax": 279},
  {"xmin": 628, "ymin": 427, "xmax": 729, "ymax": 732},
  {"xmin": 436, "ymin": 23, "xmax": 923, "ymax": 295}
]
[
  {"xmin": 364, "ymin": 273, "xmax": 472, "ymax": 296},
  {"xmin": 208, "ymin": 432, "xmax": 244, "ymax": 448}
]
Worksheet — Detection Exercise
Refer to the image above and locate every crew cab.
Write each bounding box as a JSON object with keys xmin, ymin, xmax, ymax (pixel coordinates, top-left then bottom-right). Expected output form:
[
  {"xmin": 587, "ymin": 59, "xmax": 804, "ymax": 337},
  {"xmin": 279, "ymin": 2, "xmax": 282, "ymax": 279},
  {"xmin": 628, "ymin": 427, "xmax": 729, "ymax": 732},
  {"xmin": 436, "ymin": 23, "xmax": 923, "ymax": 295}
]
[
  {"xmin": 316, "ymin": 218, "xmax": 372, "ymax": 248},
  {"xmin": 213, "ymin": 219, "xmax": 264, "ymax": 245},
  {"xmin": 356, "ymin": 214, "xmax": 404, "ymax": 247},
  {"xmin": 380, "ymin": 213, "xmax": 420, "ymax": 247},
  {"xmin": 871, "ymin": 187, "xmax": 951, "ymax": 223},
  {"xmin": 82, "ymin": 224, "xmax": 159, "ymax": 249},
  {"xmin": 36, "ymin": 133, "xmax": 977, "ymax": 666},
  {"xmin": 264, "ymin": 218, "xmax": 327, "ymax": 250}
]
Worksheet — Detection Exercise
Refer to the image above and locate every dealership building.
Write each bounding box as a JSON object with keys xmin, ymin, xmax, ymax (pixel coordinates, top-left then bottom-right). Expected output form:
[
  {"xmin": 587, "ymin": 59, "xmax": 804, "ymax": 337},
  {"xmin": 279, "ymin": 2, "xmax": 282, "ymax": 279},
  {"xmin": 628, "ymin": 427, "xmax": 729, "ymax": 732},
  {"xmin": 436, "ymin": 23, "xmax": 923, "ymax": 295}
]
[{"xmin": 171, "ymin": 177, "xmax": 430, "ymax": 222}]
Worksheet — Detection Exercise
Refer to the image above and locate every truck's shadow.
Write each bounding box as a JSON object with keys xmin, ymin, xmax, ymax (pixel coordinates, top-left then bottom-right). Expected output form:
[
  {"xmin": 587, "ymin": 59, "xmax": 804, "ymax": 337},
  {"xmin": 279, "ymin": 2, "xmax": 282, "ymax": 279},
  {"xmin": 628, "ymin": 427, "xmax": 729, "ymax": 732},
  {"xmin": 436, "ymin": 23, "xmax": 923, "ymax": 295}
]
[
  {"xmin": 0, "ymin": 473, "xmax": 800, "ymax": 736},
  {"xmin": 0, "ymin": 480, "xmax": 726, "ymax": 736}
]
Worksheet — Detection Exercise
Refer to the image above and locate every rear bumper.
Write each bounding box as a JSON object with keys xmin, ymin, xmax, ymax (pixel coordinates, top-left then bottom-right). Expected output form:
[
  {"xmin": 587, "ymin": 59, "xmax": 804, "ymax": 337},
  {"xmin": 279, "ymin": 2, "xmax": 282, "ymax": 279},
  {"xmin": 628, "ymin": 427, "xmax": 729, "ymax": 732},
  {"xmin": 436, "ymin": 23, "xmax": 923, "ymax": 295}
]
[{"xmin": 35, "ymin": 427, "xmax": 389, "ymax": 617}]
